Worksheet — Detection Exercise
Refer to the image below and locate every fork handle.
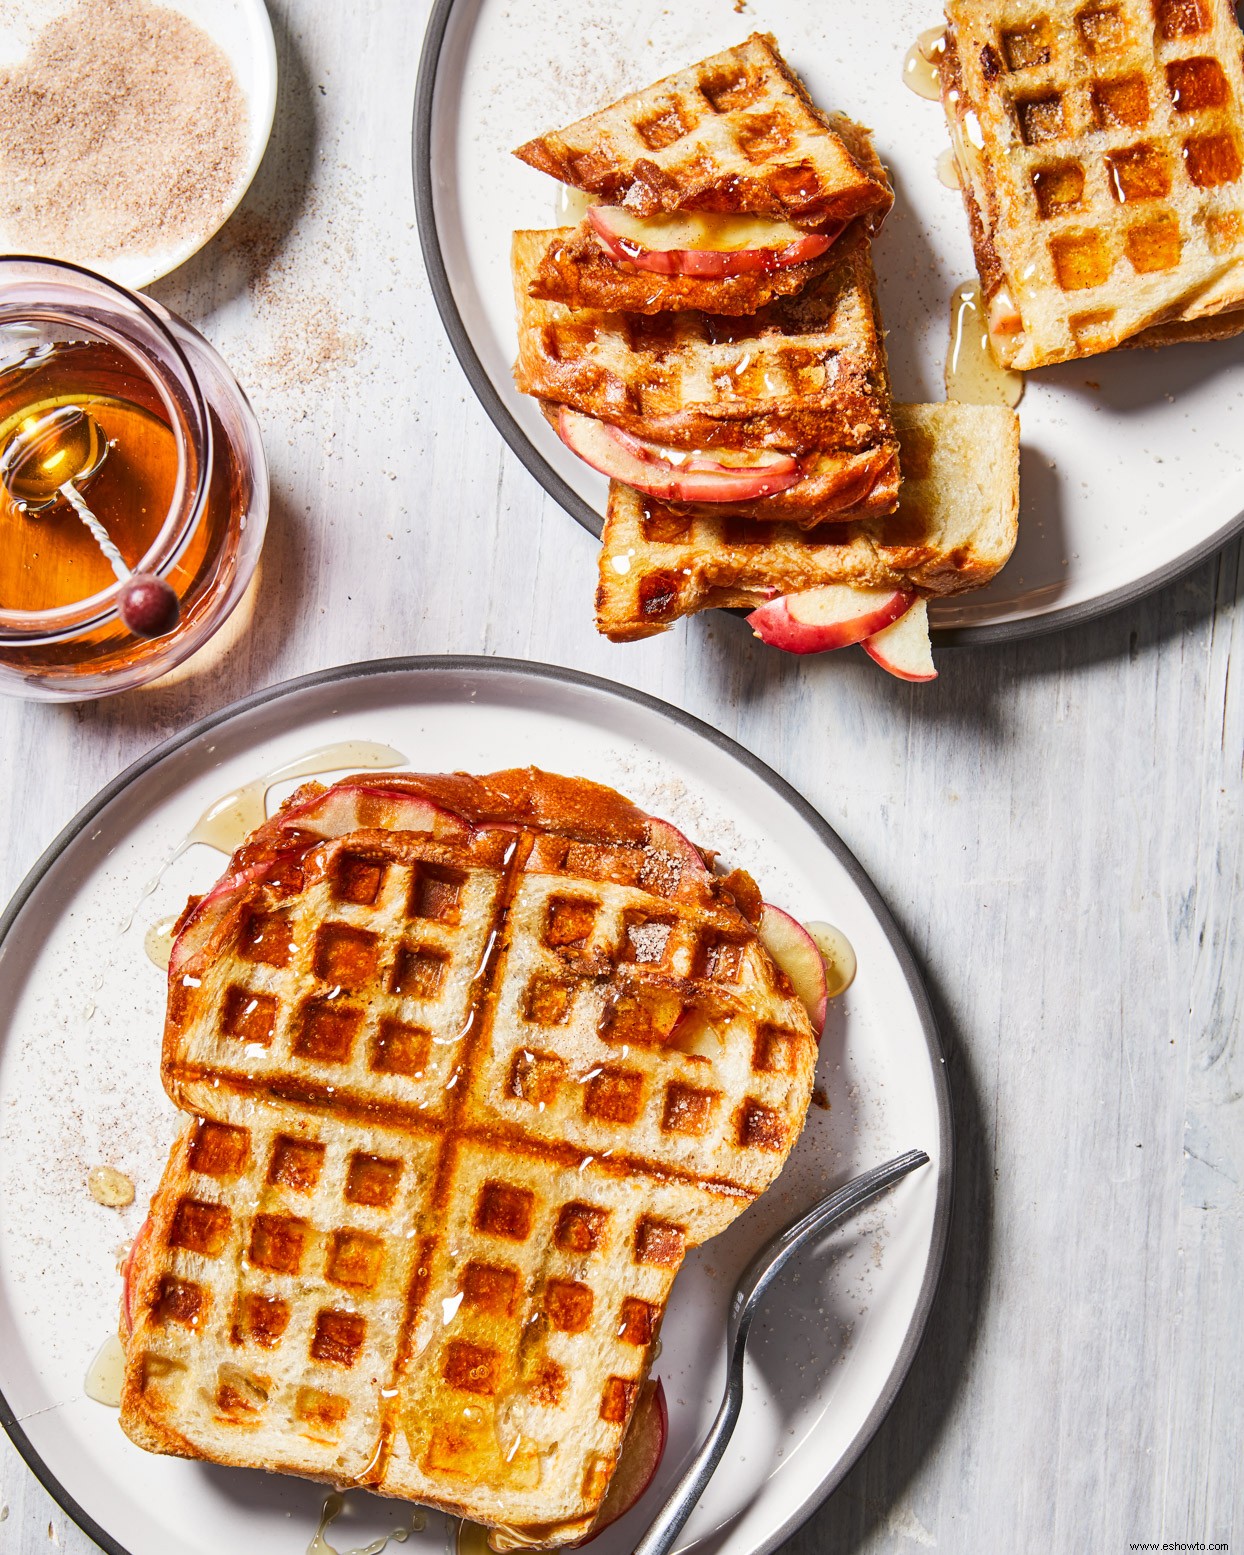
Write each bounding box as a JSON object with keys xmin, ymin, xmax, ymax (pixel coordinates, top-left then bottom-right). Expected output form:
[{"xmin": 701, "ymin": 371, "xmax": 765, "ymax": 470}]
[
  {"xmin": 630, "ymin": 1382, "xmax": 744, "ymax": 1555},
  {"xmin": 630, "ymin": 1149, "xmax": 930, "ymax": 1555}
]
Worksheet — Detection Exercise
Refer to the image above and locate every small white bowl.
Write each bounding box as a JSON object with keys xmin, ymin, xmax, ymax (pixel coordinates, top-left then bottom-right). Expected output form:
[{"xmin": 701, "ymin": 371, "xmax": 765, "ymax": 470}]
[{"xmin": 0, "ymin": 0, "xmax": 278, "ymax": 289}]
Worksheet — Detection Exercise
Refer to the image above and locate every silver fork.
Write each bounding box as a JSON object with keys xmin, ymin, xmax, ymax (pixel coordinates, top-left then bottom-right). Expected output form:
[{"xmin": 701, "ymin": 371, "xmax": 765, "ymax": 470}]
[{"xmin": 631, "ymin": 1149, "xmax": 931, "ymax": 1555}]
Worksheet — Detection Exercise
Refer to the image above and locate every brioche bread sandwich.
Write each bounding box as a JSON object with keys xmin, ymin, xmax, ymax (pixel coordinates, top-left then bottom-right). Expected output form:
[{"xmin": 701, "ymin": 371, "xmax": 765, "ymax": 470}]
[
  {"xmin": 119, "ymin": 770, "xmax": 822, "ymax": 1546},
  {"xmin": 941, "ymin": 0, "xmax": 1244, "ymax": 368},
  {"xmin": 515, "ymin": 34, "xmax": 893, "ymax": 317},
  {"xmin": 510, "ymin": 37, "xmax": 1021, "ymax": 673},
  {"xmin": 514, "ymin": 223, "xmax": 901, "ymax": 525}
]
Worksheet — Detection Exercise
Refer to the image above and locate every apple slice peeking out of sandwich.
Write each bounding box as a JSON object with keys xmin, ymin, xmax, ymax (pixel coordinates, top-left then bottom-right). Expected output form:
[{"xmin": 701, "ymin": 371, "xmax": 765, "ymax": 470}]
[
  {"xmin": 747, "ymin": 584, "xmax": 915, "ymax": 654},
  {"xmin": 862, "ymin": 599, "xmax": 937, "ymax": 682},
  {"xmin": 556, "ymin": 408, "xmax": 801, "ymax": 503},
  {"xmin": 582, "ymin": 1378, "xmax": 668, "ymax": 1541},
  {"xmin": 588, "ymin": 207, "xmax": 838, "ymax": 277},
  {"xmin": 758, "ymin": 904, "xmax": 829, "ymax": 1032},
  {"xmin": 121, "ymin": 1217, "xmax": 153, "ymax": 1336}
]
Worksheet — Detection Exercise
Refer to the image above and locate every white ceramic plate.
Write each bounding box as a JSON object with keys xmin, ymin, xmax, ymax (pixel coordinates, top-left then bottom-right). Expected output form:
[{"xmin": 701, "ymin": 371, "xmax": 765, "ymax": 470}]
[
  {"xmin": 413, "ymin": 0, "xmax": 1244, "ymax": 642},
  {"xmin": 0, "ymin": 658, "xmax": 948, "ymax": 1555},
  {"xmin": 0, "ymin": 0, "xmax": 277, "ymax": 289}
]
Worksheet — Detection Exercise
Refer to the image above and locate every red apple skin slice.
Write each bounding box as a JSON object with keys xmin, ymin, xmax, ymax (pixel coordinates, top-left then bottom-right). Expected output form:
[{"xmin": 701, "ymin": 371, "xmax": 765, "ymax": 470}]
[
  {"xmin": 589, "ymin": 208, "xmax": 834, "ymax": 277},
  {"xmin": 608, "ymin": 423, "xmax": 798, "ymax": 480},
  {"xmin": 121, "ymin": 1217, "xmax": 153, "ymax": 1337},
  {"xmin": 557, "ymin": 408, "xmax": 801, "ymax": 503},
  {"xmin": 759, "ymin": 904, "xmax": 829, "ymax": 1032},
  {"xmin": 862, "ymin": 599, "xmax": 937, "ymax": 682},
  {"xmin": 274, "ymin": 784, "xmax": 473, "ymax": 845},
  {"xmin": 747, "ymin": 586, "xmax": 916, "ymax": 654},
  {"xmin": 167, "ymin": 859, "xmax": 282, "ymax": 980},
  {"xmin": 581, "ymin": 1379, "xmax": 668, "ymax": 1542},
  {"xmin": 645, "ymin": 817, "xmax": 711, "ymax": 877}
]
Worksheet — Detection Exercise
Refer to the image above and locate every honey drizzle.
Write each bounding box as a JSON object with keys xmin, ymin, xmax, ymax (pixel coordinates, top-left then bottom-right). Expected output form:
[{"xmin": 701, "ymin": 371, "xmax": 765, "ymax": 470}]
[
  {"xmin": 307, "ymin": 1492, "xmax": 422, "ymax": 1555},
  {"xmin": 183, "ymin": 741, "xmax": 409, "ymax": 856},
  {"xmin": 133, "ymin": 741, "xmax": 409, "ymax": 966},
  {"xmin": 902, "ymin": 26, "xmax": 947, "ymax": 101},
  {"xmin": 144, "ymin": 913, "xmax": 180, "ymax": 971},
  {"xmin": 456, "ymin": 1524, "xmax": 495, "ymax": 1555},
  {"xmin": 458, "ymin": 1521, "xmax": 538, "ymax": 1555},
  {"xmin": 84, "ymin": 1333, "xmax": 126, "ymax": 1407},
  {"xmin": 936, "ymin": 147, "xmax": 961, "ymax": 189},
  {"xmin": 803, "ymin": 921, "xmax": 857, "ymax": 1000},
  {"xmin": 946, "ymin": 281, "xmax": 1025, "ymax": 408},
  {"xmin": 553, "ymin": 185, "xmax": 592, "ymax": 225}
]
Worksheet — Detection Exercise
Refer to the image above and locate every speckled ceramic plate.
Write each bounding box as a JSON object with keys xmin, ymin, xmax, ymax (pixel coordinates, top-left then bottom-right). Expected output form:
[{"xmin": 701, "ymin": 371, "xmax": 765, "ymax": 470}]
[
  {"xmin": 0, "ymin": 0, "xmax": 276, "ymax": 289},
  {"xmin": 413, "ymin": 0, "xmax": 1244, "ymax": 643},
  {"xmin": 0, "ymin": 658, "xmax": 948, "ymax": 1555}
]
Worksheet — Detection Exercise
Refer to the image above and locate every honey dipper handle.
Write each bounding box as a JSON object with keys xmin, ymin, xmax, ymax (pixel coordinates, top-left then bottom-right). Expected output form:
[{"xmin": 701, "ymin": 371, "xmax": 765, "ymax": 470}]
[{"xmin": 59, "ymin": 480, "xmax": 130, "ymax": 582}]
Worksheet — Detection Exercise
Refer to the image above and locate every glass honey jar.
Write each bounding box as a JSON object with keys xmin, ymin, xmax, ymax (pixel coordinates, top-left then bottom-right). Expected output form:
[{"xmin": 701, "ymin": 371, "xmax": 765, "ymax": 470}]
[{"xmin": 0, "ymin": 256, "xmax": 268, "ymax": 699}]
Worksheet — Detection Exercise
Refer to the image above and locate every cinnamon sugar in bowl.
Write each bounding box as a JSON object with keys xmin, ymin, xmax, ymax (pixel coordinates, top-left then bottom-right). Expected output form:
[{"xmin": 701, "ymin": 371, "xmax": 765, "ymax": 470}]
[{"xmin": 0, "ymin": 0, "xmax": 277, "ymax": 287}]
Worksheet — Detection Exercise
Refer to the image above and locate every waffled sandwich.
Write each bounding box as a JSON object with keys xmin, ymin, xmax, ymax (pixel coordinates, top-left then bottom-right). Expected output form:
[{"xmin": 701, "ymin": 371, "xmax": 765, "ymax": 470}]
[
  {"xmin": 514, "ymin": 223, "xmax": 902, "ymax": 524},
  {"xmin": 119, "ymin": 770, "xmax": 820, "ymax": 1546},
  {"xmin": 941, "ymin": 0, "xmax": 1244, "ymax": 368},
  {"xmin": 595, "ymin": 401, "xmax": 1019, "ymax": 640},
  {"xmin": 516, "ymin": 33, "xmax": 893, "ymax": 317},
  {"xmin": 511, "ymin": 37, "xmax": 1021, "ymax": 668}
]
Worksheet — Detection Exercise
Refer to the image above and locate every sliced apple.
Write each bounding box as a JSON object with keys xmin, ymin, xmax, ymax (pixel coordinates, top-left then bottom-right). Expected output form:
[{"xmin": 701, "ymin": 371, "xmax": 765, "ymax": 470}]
[
  {"xmin": 862, "ymin": 599, "xmax": 937, "ymax": 682},
  {"xmin": 557, "ymin": 407, "xmax": 800, "ymax": 503},
  {"xmin": 273, "ymin": 783, "xmax": 474, "ymax": 845},
  {"xmin": 589, "ymin": 206, "xmax": 836, "ymax": 276},
  {"xmin": 121, "ymin": 1217, "xmax": 153, "ymax": 1336},
  {"xmin": 583, "ymin": 1379, "xmax": 668, "ymax": 1540},
  {"xmin": 645, "ymin": 816, "xmax": 712, "ymax": 877},
  {"xmin": 759, "ymin": 904, "xmax": 829, "ymax": 1032},
  {"xmin": 747, "ymin": 585, "xmax": 916, "ymax": 654},
  {"xmin": 609, "ymin": 424, "xmax": 798, "ymax": 478},
  {"xmin": 167, "ymin": 858, "xmax": 284, "ymax": 979}
]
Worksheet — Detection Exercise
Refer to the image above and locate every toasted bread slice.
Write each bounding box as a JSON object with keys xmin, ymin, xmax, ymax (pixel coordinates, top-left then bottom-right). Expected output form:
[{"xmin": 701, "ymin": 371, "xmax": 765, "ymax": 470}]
[
  {"xmin": 594, "ymin": 402, "xmax": 1019, "ymax": 640},
  {"xmin": 515, "ymin": 34, "xmax": 892, "ymax": 231},
  {"xmin": 942, "ymin": 0, "xmax": 1244, "ymax": 369},
  {"xmin": 120, "ymin": 771, "xmax": 817, "ymax": 1544},
  {"xmin": 514, "ymin": 224, "xmax": 899, "ymax": 520}
]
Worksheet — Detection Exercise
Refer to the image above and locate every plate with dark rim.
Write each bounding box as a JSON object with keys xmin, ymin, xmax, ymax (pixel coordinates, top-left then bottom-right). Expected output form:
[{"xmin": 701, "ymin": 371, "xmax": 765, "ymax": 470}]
[
  {"xmin": 0, "ymin": 657, "xmax": 948, "ymax": 1555},
  {"xmin": 413, "ymin": 0, "xmax": 1244, "ymax": 645}
]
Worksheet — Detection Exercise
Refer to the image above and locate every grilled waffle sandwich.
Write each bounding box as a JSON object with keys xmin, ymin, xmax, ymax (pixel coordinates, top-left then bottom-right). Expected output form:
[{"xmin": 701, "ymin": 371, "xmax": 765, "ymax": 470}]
[
  {"xmin": 515, "ymin": 35, "xmax": 892, "ymax": 316},
  {"xmin": 942, "ymin": 0, "xmax": 1244, "ymax": 368},
  {"xmin": 595, "ymin": 402, "xmax": 1018, "ymax": 640},
  {"xmin": 513, "ymin": 224, "xmax": 901, "ymax": 523},
  {"xmin": 119, "ymin": 770, "xmax": 819, "ymax": 1545}
]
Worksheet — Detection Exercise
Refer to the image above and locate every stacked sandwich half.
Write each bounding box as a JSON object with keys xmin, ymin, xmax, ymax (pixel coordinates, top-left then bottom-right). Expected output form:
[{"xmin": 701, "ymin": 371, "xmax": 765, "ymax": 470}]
[{"xmin": 511, "ymin": 34, "xmax": 1020, "ymax": 675}]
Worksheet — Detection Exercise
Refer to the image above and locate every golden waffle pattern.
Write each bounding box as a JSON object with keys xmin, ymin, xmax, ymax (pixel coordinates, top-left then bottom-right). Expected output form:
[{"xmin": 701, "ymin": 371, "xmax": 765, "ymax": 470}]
[
  {"xmin": 124, "ymin": 796, "xmax": 816, "ymax": 1538},
  {"xmin": 594, "ymin": 402, "xmax": 1020, "ymax": 640},
  {"xmin": 123, "ymin": 1095, "xmax": 441, "ymax": 1484},
  {"xmin": 944, "ymin": 0, "xmax": 1244, "ymax": 367},
  {"xmin": 513, "ymin": 227, "xmax": 895, "ymax": 457},
  {"xmin": 513, "ymin": 33, "xmax": 891, "ymax": 230}
]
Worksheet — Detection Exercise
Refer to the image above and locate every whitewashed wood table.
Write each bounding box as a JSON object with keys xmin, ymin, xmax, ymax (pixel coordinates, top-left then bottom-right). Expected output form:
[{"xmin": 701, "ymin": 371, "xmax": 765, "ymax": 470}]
[{"xmin": 1, "ymin": 0, "xmax": 1242, "ymax": 1550}]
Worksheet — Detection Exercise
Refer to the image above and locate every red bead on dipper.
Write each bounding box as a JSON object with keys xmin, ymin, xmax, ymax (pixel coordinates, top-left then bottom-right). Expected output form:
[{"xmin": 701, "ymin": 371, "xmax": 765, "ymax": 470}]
[
  {"xmin": 118, "ymin": 574, "xmax": 180, "ymax": 637},
  {"xmin": 0, "ymin": 405, "xmax": 181, "ymax": 639}
]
